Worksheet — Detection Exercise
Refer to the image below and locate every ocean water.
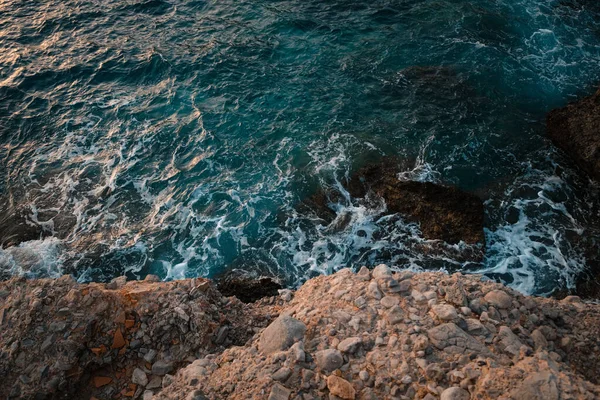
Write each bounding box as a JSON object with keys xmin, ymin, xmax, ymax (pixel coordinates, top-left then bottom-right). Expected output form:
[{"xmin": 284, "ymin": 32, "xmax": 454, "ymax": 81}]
[{"xmin": 1, "ymin": 0, "xmax": 599, "ymax": 295}]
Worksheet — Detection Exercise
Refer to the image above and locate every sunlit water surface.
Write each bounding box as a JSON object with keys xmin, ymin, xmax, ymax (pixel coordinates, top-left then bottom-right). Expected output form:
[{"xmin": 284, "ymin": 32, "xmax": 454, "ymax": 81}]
[{"xmin": 1, "ymin": 0, "xmax": 600, "ymax": 295}]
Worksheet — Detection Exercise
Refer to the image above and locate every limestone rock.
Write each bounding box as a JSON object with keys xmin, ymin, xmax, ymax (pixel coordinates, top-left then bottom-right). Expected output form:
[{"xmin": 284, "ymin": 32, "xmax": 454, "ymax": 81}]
[
  {"xmin": 484, "ymin": 290, "xmax": 512, "ymax": 309},
  {"xmin": 511, "ymin": 371, "xmax": 559, "ymax": 400},
  {"xmin": 431, "ymin": 304, "xmax": 458, "ymax": 321},
  {"xmin": 315, "ymin": 349, "xmax": 344, "ymax": 372},
  {"xmin": 327, "ymin": 375, "xmax": 356, "ymax": 399},
  {"xmin": 259, "ymin": 315, "xmax": 306, "ymax": 355},
  {"xmin": 268, "ymin": 383, "xmax": 292, "ymax": 400}
]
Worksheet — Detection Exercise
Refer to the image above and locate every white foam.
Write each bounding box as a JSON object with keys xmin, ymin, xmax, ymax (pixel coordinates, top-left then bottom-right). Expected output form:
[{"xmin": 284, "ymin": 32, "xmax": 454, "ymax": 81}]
[{"xmin": 0, "ymin": 237, "xmax": 64, "ymax": 278}]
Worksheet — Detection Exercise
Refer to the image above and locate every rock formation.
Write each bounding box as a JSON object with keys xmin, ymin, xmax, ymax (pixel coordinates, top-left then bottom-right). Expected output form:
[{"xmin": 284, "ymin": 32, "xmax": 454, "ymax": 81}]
[
  {"xmin": 2, "ymin": 266, "xmax": 600, "ymax": 399},
  {"xmin": 347, "ymin": 162, "xmax": 485, "ymax": 246},
  {"xmin": 547, "ymin": 87, "xmax": 600, "ymax": 181}
]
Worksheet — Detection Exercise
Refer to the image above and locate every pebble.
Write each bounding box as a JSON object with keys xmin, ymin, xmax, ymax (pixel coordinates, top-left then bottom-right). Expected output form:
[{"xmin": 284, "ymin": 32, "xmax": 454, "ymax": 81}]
[
  {"xmin": 132, "ymin": 368, "xmax": 148, "ymax": 387},
  {"xmin": 367, "ymin": 282, "xmax": 382, "ymax": 300}
]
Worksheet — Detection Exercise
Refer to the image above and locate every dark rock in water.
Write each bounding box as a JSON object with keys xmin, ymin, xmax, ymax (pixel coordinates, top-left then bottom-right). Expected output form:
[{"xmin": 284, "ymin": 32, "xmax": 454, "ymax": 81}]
[
  {"xmin": 295, "ymin": 189, "xmax": 340, "ymax": 225},
  {"xmin": 347, "ymin": 161, "xmax": 485, "ymax": 245},
  {"xmin": 323, "ymin": 211, "xmax": 353, "ymax": 234},
  {"xmin": 216, "ymin": 269, "xmax": 282, "ymax": 303},
  {"xmin": 547, "ymin": 87, "xmax": 600, "ymax": 182}
]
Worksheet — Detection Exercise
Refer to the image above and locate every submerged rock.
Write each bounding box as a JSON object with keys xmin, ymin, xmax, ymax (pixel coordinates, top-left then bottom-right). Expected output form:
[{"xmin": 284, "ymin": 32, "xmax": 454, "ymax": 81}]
[
  {"xmin": 347, "ymin": 161, "xmax": 485, "ymax": 245},
  {"xmin": 547, "ymin": 87, "xmax": 600, "ymax": 181}
]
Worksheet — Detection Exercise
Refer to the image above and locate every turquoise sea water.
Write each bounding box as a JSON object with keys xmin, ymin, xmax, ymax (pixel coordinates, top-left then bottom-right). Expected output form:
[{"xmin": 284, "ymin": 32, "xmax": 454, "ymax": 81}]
[{"xmin": 0, "ymin": 0, "xmax": 599, "ymax": 295}]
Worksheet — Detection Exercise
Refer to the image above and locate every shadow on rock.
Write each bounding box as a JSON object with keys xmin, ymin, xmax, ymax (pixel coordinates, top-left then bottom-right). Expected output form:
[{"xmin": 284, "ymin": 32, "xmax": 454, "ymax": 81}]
[{"xmin": 216, "ymin": 269, "xmax": 282, "ymax": 303}]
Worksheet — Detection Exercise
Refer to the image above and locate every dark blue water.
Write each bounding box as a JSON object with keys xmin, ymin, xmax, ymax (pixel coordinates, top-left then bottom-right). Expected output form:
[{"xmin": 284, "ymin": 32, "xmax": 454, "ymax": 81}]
[{"xmin": 1, "ymin": 0, "xmax": 599, "ymax": 295}]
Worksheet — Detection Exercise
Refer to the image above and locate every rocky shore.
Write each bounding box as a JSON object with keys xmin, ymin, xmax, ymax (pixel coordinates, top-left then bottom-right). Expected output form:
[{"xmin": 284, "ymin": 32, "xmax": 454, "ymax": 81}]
[{"xmin": 2, "ymin": 266, "xmax": 600, "ymax": 400}]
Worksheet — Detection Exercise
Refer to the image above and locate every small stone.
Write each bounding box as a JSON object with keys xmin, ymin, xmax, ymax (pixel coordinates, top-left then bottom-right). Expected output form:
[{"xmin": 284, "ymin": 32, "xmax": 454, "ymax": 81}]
[
  {"xmin": 132, "ymin": 368, "xmax": 148, "ymax": 387},
  {"xmin": 269, "ymin": 383, "xmax": 292, "ymax": 400},
  {"xmin": 315, "ymin": 349, "xmax": 344, "ymax": 372},
  {"xmin": 354, "ymin": 296, "xmax": 367, "ymax": 308},
  {"xmin": 357, "ymin": 266, "xmax": 371, "ymax": 280},
  {"xmin": 152, "ymin": 360, "xmax": 174, "ymax": 376},
  {"xmin": 147, "ymin": 376, "xmax": 162, "ymax": 389},
  {"xmin": 259, "ymin": 316, "xmax": 306, "ymax": 355},
  {"xmin": 93, "ymin": 376, "xmax": 112, "ymax": 388},
  {"xmin": 385, "ymin": 305, "xmax": 404, "ymax": 324},
  {"xmin": 279, "ymin": 289, "xmax": 293, "ymax": 302},
  {"xmin": 272, "ymin": 367, "xmax": 292, "ymax": 382},
  {"xmin": 497, "ymin": 326, "xmax": 524, "ymax": 356},
  {"xmin": 327, "ymin": 375, "xmax": 356, "ymax": 399},
  {"xmin": 380, "ymin": 296, "xmax": 400, "ymax": 308},
  {"xmin": 174, "ymin": 306, "xmax": 190, "ymax": 322},
  {"xmin": 144, "ymin": 274, "xmax": 160, "ymax": 282},
  {"xmin": 290, "ymin": 341, "xmax": 306, "ymax": 363},
  {"xmin": 531, "ymin": 329, "xmax": 548, "ymax": 350},
  {"xmin": 143, "ymin": 390, "xmax": 154, "ymax": 400},
  {"xmin": 144, "ymin": 349, "xmax": 157, "ymax": 363},
  {"xmin": 367, "ymin": 282, "xmax": 382, "ymax": 300},
  {"xmin": 440, "ymin": 387, "xmax": 470, "ymax": 400},
  {"xmin": 412, "ymin": 290, "xmax": 427, "ymax": 303},
  {"xmin": 49, "ymin": 321, "xmax": 67, "ymax": 333},
  {"xmin": 359, "ymin": 371, "xmax": 369, "ymax": 381},
  {"xmin": 484, "ymin": 290, "xmax": 512, "ymax": 309},
  {"xmin": 112, "ymin": 328, "xmax": 126, "ymax": 349},
  {"xmin": 431, "ymin": 304, "xmax": 458, "ymax": 321},
  {"xmin": 338, "ymin": 337, "xmax": 362, "ymax": 354},
  {"xmin": 372, "ymin": 264, "xmax": 392, "ymax": 279}
]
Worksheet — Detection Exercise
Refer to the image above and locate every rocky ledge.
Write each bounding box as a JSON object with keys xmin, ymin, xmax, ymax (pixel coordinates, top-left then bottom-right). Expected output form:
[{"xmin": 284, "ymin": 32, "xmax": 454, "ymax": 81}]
[
  {"xmin": 547, "ymin": 87, "xmax": 600, "ymax": 181},
  {"xmin": 2, "ymin": 267, "xmax": 600, "ymax": 400}
]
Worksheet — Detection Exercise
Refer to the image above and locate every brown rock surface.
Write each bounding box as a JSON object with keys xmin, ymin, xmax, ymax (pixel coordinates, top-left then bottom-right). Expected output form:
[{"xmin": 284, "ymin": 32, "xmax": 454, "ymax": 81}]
[
  {"xmin": 547, "ymin": 87, "xmax": 600, "ymax": 181},
  {"xmin": 2, "ymin": 268, "xmax": 600, "ymax": 399},
  {"xmin": 347, "ymin": 162, "xmax": 485, "ymax": 245}
]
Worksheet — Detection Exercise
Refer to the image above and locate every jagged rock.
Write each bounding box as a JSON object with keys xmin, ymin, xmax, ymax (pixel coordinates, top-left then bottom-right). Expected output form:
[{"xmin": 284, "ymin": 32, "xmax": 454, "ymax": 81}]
[
  {"xmin": 338, "ymin": 337, "xmax": 362, "ymax": 354},
  {"xmin": 152, "ymin": 361, "xmax": 174, "ymax": 376},
  {"xmin": 315, "ymin": 349, "xmax": 344, "ymax": 372},
  {"xmin": 484, "ymin": 290, "xmax": 512, "ymax": 309},
  {"xmin": 2, "ymin": 266, "xmax": 600, "ymax": 400},
  {"xmin": 496, "ymin": 326, "xmax": 524, "ymax": 356},
  {"xmin": 431, "ymin": 304, "xmax": 458, "ymax": 321},
  {"xmin": 268, "ymin": 383, "xmax": 291, "ymax": 400},
  {"xmin": 427, "ymin": 323, "xmax": 489, "ymax": 354},
  {"xmin": 511, "ymin": 371, "xmax": 559, "ymax": 400},
  {"xmin": 347, "ymin": 162, "xmax": 484, "ymax": 246},
  {"xmin": 327, "ymin": 375, "xmax": 356, "ymax": 399},
  {"xmin": 259, "ymin": 315, "xmax": 306, "ymax": 355}
]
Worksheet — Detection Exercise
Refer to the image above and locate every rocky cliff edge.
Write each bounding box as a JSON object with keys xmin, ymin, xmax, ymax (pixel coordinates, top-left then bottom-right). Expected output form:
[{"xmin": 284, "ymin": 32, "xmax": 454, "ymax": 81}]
[{"xmin": 1, "ymin": 267, "xmax": 600, "ymax": 400}]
